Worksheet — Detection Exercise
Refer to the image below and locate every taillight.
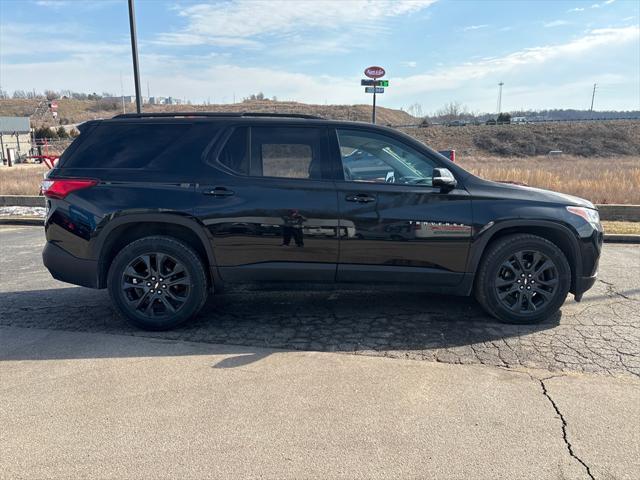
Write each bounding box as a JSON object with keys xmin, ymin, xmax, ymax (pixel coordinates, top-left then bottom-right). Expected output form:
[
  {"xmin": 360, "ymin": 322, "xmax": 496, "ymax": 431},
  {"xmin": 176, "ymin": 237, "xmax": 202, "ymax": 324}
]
[{"xmin": 41, "ymin": 178, "xmax": 98, "ymax": 199}]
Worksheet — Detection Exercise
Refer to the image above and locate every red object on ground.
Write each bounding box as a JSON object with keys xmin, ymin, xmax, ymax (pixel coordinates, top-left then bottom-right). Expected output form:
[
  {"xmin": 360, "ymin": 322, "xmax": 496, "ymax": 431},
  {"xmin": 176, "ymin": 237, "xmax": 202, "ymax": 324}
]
[{"xmin": 28, "ymin": 155, "xmax": 59, "ymax": 169}]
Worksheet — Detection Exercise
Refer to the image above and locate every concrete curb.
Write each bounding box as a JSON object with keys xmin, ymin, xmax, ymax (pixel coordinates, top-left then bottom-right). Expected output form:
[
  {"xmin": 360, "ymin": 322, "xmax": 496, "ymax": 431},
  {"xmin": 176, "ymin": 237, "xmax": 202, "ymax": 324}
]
[
  {"xmin": 0, "ymin": 217, "xmax": 42, "ymax": 226},
  {"xmin": 1, "ymin": 216, "xmax": 639, "ymax": 243},
  {"xmin": 603, "ymin": 234, "xmax": 640, "ymax": 243}
]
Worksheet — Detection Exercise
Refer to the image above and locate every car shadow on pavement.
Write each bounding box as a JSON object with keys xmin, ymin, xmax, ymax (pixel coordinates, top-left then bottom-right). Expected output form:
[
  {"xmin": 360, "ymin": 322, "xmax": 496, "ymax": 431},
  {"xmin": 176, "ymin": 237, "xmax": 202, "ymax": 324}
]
[{"xmin": 0, "ymin": 286, "xmax": 560, "ymax": 364}]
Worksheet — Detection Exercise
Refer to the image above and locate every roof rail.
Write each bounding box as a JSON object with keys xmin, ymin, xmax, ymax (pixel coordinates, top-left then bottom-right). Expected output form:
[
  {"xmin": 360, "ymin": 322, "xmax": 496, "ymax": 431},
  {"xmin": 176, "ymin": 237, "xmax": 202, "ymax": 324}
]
[{"xmin": 113, "ymin": 112, "xmax": 324, "ymax": 120}]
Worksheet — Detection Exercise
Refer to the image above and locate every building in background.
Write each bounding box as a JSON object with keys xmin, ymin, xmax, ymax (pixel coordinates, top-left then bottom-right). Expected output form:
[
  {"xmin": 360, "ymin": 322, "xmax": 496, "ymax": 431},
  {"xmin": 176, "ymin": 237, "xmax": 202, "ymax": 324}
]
[{"xmin": 0, "ymin": 116, "xmax": 31, "ymax": 165}]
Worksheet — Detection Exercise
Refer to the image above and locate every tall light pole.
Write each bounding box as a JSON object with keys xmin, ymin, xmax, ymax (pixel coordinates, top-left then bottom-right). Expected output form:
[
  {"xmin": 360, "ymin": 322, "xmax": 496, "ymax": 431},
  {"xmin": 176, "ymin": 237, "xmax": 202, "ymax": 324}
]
[
  {"xmin": 497, "ymin": 81, "xmax": 504, "ymax": 114},
  {"xmin": 128, "ymin": 0, "xmax": 142, "ymax": 114},
  {"xmin": 590, "ymin": 83, "xmax": 597, "ymax": 112}
]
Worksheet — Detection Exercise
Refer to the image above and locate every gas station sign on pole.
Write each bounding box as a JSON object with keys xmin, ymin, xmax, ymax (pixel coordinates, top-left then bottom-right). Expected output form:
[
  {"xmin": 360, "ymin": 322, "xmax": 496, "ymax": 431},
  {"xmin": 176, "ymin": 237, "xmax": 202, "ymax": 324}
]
[{"xmin": 362, "ymin": 66, "xmax": 388, "ymax": 124}]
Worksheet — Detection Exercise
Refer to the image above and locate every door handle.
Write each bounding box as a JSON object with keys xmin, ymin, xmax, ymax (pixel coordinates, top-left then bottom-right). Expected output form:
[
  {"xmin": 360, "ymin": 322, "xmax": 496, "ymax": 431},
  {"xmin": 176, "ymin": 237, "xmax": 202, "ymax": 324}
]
[
  {"xmin": 345, "ymin": 193, "xmax": 376, "ymax": 203},
  {"xmin": 202, "ymin": 187, "xmax": 235, "ymax": 197}
]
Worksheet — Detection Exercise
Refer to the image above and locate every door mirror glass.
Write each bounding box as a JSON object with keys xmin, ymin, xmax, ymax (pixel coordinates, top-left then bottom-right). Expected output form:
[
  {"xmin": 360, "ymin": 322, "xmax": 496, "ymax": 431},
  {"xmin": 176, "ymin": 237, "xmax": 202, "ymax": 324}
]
[{"xmin": 432, "ymin": 168, "xmax": 457, "ymax": 190}]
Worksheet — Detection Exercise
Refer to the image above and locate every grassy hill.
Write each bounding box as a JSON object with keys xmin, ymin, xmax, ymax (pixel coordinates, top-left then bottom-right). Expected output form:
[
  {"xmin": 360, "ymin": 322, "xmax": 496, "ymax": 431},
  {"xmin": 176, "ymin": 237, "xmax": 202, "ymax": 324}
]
[{"xmin": 402, "ymin": 120, "xmax": 640, "ymax": 158}]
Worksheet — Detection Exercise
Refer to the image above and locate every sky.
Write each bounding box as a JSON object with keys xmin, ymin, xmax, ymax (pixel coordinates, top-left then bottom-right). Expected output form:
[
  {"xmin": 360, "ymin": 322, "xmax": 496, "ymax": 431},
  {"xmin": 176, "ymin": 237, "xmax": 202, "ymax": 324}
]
[{"xmin": 0, "ymin": 0, "xmax": 638, "ymax": 114}]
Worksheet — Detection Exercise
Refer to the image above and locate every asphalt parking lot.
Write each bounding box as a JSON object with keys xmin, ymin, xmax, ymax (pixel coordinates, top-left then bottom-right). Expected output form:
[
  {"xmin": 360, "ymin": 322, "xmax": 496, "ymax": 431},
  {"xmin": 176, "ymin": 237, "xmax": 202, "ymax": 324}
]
[{"xmin": 1, "ymin": 225, "xmax": 639, "ymax": 377}]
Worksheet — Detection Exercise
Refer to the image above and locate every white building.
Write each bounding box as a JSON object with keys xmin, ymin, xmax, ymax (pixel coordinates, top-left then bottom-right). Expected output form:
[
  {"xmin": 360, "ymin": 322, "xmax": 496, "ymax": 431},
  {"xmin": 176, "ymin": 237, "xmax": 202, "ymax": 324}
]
[{"xmin": 0, "ymin": 116, "xmax": 32, "ymax": 164}]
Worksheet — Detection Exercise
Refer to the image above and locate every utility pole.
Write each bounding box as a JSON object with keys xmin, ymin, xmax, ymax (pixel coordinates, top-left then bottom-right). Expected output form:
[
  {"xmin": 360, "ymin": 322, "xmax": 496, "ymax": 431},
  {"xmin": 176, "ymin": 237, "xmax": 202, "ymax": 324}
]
[
  {"xmin": 128, "ymin": 0, "xmax": 142, "ymax": 114},
  {"xmin": 590, "ymin": 83, "xmax": 597, "ymax": 112},
  {"xmin": 497, "ymin": 81, "xmax": 504, "ymax": 114}
]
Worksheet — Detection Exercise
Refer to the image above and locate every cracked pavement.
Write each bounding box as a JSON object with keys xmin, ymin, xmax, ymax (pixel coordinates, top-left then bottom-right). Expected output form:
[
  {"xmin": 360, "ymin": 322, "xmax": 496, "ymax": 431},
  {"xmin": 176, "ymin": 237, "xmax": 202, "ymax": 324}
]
[
  {"xmin": 1, "ymin": 226, "xmax": 639, "ymax": 377},
  {"xmin": 1, "ymin": 225, "xmax": 639, "ymax": 479}
]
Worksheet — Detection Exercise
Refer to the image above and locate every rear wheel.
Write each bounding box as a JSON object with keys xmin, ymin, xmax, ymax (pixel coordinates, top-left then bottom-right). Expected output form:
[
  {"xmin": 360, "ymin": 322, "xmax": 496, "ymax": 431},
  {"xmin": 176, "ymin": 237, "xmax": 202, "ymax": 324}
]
[
  {"xmin": 475, "ymin": 234, "xmax": 571, "ymax": 324},
  {"xmin": 107, "ymin": 236, "xmax": 208, "ymax": 331}
]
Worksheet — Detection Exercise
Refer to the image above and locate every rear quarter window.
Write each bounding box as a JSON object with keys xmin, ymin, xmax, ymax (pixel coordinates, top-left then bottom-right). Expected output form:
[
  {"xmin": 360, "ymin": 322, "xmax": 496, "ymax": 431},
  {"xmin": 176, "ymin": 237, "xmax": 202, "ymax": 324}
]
[{"xmin": 61, "ymin": 122, "xmax": 216, "ymax": 170}]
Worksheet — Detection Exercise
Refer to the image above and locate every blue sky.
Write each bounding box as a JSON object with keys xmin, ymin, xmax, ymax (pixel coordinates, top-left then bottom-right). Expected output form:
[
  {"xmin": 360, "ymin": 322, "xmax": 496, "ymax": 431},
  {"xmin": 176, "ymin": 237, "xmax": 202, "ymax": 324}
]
[{"xmin": 0, "ymin": 0, "xmax": 638, "ymax": 113}]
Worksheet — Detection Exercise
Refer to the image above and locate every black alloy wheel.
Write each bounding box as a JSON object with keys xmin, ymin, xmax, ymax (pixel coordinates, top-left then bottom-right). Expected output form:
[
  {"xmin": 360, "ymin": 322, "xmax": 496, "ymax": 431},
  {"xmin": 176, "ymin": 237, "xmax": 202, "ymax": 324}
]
[
  {"xmin": 475, "ymin": 234, "xmax": 571, "ymax": 324},
  {"xmin": 108, "ymin": 236, "xmax": 208, "ymax": 330},
  {"xmin": 494, "ymin": 250, "xmax": 558, "ymax": 314},
  {"xmin": 121, "ymin": 252, "xmax": 191, "ymax": 318}
]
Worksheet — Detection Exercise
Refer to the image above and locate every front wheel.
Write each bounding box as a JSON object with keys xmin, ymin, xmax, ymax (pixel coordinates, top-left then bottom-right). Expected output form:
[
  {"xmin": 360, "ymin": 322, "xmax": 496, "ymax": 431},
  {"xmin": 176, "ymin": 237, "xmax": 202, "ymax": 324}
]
[
  {"xmin": 475, "ymin": 234, "xmax": 571, "ymax": 324},
  {"xmin": 107, "ymin": 236, "xmax": 208, "ymax": 331}
]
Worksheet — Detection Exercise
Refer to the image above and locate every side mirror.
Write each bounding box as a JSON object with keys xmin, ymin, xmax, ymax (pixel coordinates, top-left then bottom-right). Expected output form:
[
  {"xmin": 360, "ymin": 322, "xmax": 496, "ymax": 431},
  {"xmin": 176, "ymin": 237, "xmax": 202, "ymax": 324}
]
[{"xmin": 432, "ymin": 168, "xmax": 457, "ymax": 191}]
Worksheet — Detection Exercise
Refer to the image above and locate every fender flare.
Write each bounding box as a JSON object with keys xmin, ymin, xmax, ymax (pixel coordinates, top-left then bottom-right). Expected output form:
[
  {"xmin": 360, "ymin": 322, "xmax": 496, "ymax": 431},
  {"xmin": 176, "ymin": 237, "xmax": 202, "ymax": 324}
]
[
  {"xmin": 93, "ymin": 211, "xmax": 220, "ymax": 287},
  {"xmin": 467, "ymin": 219, "xmax": 583, "ymax": 284}
]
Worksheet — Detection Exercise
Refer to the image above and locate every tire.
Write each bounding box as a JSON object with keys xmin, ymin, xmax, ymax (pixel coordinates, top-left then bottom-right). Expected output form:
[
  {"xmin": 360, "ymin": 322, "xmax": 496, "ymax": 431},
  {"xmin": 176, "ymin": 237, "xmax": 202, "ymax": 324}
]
[
  {"xmin": 474, "ymin": 234, "xmax": 571, "ymax": 324},
  {"xmin": 107, "ymin": 236, "xmax": 208, "ymax": 331}
]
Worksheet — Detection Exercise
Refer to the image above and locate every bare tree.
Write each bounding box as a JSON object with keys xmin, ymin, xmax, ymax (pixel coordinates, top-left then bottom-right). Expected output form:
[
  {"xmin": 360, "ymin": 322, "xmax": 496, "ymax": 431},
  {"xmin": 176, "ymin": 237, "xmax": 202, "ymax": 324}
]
[
  {"xmin": 435, "ymin": 101, "xmax": 469, "ymax": 121},
  {"xmin": 407, "ymin": 102, "xmax": 423, "ymax": 118}
]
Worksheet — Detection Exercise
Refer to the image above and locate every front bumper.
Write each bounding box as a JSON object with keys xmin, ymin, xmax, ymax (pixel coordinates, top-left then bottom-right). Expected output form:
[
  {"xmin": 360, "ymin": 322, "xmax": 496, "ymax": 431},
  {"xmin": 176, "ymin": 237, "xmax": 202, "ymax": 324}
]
[
  {"xmin": 42, "ymin": 241, "xmax": 99, "ymax": 289},
  {"xmin": 574, "ymin": 273, "xmax": 597, "ymax": 302}
]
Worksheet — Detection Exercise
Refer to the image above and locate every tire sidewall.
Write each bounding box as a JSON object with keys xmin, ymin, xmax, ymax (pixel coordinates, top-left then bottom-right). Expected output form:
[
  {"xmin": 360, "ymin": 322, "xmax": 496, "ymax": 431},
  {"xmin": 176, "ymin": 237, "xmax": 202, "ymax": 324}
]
[{"xmin": 107, "ymin": 237, "xmax": 207, "ymax": 331}]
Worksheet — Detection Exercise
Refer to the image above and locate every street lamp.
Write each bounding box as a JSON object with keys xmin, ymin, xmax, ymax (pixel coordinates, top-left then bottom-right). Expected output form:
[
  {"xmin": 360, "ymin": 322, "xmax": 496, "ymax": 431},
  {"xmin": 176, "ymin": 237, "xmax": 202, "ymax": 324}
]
[{"xmin": 128, "ymin": 0, "xmax": 142, "ymax": 114}]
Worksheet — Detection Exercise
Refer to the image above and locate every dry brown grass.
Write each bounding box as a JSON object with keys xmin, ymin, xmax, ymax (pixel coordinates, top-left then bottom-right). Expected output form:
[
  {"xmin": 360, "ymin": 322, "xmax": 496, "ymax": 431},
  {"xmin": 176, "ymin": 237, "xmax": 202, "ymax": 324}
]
[
  {"xmin": 0, "ymin": 164, "xmax": 48, "ymax": 195},
  {"xmin": 601, "ymin": 221, "xmax": 640, "ymax": 234},
  {"xmin": 458, "ymin": 155, "xmax": 640, "ymax": 204}
]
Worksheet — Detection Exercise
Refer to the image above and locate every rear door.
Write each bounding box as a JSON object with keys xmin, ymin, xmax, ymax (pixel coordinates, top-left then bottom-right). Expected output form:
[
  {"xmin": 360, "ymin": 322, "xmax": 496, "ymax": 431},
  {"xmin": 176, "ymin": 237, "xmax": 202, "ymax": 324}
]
[
  {"xmin": 194, "ymin": 123, "xmax": 340, "ymax": 282},
  {"xmin": 332, "ymin": 127, "xmax": 473, "ymax": 285}
]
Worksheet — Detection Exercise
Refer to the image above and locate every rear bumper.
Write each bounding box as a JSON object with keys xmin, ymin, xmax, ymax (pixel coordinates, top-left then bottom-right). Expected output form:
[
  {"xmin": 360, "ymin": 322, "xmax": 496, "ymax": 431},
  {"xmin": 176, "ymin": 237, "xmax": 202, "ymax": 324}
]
[{"xmin": 42, "ymin": 241, "xmax": 99, "ymax": 289}]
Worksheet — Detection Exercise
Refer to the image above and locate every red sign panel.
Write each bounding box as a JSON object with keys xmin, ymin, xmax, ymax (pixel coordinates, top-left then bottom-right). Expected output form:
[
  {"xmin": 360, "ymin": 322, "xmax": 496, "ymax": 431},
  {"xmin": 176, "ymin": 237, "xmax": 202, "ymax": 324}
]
[{"xmin": 364, "ymin": 66, "xmax": 385, "ymax": 79}]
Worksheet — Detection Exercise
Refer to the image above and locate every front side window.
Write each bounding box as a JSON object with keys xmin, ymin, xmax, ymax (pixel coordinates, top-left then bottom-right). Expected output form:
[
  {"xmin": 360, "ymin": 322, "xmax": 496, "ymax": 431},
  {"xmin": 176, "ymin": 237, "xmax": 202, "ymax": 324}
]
[
  {"xmin": 218, "ymin": 127, "xmax": 249, "ymax": 175},
  {"xmin": 337, "ymin": 129, "xmax": 436, "ymax": 186}
]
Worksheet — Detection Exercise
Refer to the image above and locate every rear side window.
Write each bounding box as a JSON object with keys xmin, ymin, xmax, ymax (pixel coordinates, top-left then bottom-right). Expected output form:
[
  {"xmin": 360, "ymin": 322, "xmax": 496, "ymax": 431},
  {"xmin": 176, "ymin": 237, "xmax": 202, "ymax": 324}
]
[
  {"xmin": 251, "ymin": 127, "xmax": 327, "ymax": 180},
  {"xmin": 62, "ymin": 123, "xmax": 215, "ymax": 170}
]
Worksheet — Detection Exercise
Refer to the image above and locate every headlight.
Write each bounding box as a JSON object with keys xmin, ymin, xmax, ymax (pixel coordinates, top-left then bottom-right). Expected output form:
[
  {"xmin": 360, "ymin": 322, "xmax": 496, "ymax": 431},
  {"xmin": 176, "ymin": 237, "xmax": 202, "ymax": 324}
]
[{"xmin": 567, "ymin": 206, "xmax": 600, "ymax": 227}]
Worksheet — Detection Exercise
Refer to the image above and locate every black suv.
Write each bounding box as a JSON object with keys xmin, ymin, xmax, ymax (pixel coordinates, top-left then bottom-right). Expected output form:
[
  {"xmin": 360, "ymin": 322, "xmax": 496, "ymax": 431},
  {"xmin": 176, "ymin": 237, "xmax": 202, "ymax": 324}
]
[{"xmin": 42, "ymin": 112, "xmax": 603, "ymax": 330}]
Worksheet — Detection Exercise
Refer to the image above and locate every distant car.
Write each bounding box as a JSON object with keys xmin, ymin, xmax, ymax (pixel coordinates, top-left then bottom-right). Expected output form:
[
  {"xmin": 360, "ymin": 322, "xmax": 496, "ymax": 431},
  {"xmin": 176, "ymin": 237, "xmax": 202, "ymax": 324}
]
[
  {"xmin": 512, "ymin": 116, "xmax": 529, "ymax": 124},
  {"xmin": 485, "ymin": 119, "xmax": 497, "ymax": 125},
  {"xmin": 42, "ymin": 112, "xmax": 602, "ymax": 330},
  {"xmin": 446, "ymin": 120, "xmax": 466, "ymax": 127}
]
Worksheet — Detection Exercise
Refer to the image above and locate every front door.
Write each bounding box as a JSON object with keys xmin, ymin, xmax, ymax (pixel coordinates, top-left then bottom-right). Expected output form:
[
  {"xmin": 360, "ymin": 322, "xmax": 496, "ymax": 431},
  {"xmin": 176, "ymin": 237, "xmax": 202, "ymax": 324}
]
[
  {"xmin": 194, "ymin": 124, "xmax": 340, "ymax": 282},
  {"xmin": 332, "ymin": 128, "xmax": 473, "ymax": 285}
]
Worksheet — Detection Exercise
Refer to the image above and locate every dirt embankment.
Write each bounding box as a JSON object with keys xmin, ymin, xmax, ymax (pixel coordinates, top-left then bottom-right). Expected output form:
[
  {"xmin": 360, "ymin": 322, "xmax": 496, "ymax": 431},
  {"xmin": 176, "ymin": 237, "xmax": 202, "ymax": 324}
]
[
  {"xmin": 0, "ymin": 98, "xmax": 415, "ymax": 128},
  {"xmin": 402, "ymin": 121, "xmax": 640, "ymax": 157}
]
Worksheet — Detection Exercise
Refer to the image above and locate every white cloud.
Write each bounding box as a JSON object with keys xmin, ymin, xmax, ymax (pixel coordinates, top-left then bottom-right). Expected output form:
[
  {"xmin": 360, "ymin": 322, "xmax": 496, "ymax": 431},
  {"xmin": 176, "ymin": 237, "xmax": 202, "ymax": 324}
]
[
  {"xmin": 401, "ymin": 61, "xmax": 418, "ymax": 68},
  {"xmin": 35, "ymin": 0, "xmax": 71, "ymax": 6},
  {"xmin": 568, "ymin": 7, "xmax": 585, "ymax": 12},
  {"xmin": 463, "ymin": 24, "xmax": 489, "ymax": 31},
  {"xmin": 389, "ymin": 26, "xmax": 640, "ymax": 102},
  {"xmin": 1, "ymin": 20, "xmax": 637, "ymax": 111},
  {"xmin": 160, "ymin": 0, "xmax": 437, "ymax": 47},
  {"xmin": 544, "ymin": 20, "xmax": 569, "ymax": 28}
]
